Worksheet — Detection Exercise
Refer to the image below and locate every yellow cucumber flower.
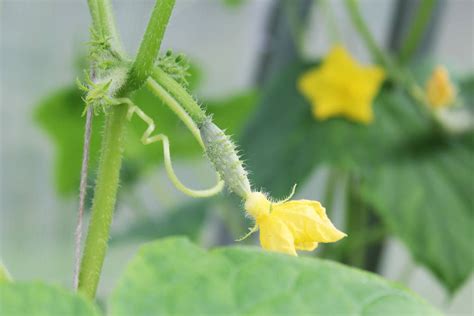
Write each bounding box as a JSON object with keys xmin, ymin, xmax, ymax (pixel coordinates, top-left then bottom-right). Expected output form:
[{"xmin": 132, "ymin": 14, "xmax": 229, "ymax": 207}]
[
  {"xmin": 426, "ymin": 65, "xmax": 456, "ymax": 109},
  {"xmin": 243, "ymin": 191, "xmax": 346, "ymax": 256},
  {"xmin": 298, "ymin": 45, "xmax": 385, "ymax": 124}
]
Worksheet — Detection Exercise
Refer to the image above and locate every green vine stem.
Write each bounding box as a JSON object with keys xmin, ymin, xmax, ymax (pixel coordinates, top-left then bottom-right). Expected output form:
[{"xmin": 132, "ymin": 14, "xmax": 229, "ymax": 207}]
[
  {"xmin": 78, "ymin": 0, "xmax": 175, "ymax": 299},
  {"xmin": 343, "ymin": 0, "xmax": 438, "ymax": 120},
  {"xmin": 343, "ymin": 0, "xmax": 401, "ymax": 81},
  {"xmin": 323, "ymin": 168, "xmax": 340, "ymax": 216},
  {"xmin": 121, "ymin": 0, "xmax": 176, "ymax": 94},
  {"xmin": 146, "ymin": 78, "xmax": 204, "ymax": 146},
  {"xmin": 87, "ymin": 0, "xmax": 123, "ymax": 55},
  {"xmin": 344, "ymin": 175, "xmax": 368, "ymax": 269},
  {"xmin": 151, "ymin": 67, "xmax": 208, "ymax": 125},
  {"xmin": 399, "ymin": 0, "xmax": 436, "ymax": 64},
  {"xmin": 320, "ymin": 0, "xmax": 341, "ymax": 45},
  {"xmin": 78, "ymin": 105, "xmax": 128, "ymax": 298}
]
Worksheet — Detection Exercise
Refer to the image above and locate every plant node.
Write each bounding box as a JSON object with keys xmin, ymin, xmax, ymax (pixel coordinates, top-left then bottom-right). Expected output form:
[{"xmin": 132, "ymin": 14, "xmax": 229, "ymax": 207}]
[{"xmin": 156, "ymin": 49, "xmax": 191, "ymax": 88}]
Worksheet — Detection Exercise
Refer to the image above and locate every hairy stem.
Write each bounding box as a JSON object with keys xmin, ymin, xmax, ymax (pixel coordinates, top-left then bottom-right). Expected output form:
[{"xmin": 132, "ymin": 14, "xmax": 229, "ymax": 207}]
[
  {"xmin": 78, "ymin": 105, "xmax": 128, "ymax": 298},
  {"xmin": 73, "ymin": 106, "xmax": 93, "ymax": 290},
  {"xmin": 88, "ymin": 0, "xmax": 123, "ymax": 54},
  {"xmin": 151, "ymin": 67, "xmax": 207, "ymax": 125},
  {"xmin": 399, "ymin": 0, "xmax": 436, "ymax": 64},
  {"xmin": 123, "ymin": 0, "xmax": 176, "ymax": 94},
  {"xmin": 78, "ymin": 0, "xmax": 174, "ymax": 299},
  {"xmin": 87, "ymin": 0, "xmax": 101, "ymax": 33},
  {"xmin": 146, "ymin": 78, "xmax": 204, "ymax": 148}
]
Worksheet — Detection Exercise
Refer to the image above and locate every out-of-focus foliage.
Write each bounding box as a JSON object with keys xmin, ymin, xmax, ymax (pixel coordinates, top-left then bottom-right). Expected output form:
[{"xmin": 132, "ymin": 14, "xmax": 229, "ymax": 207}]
[
  {"xmin": 35, "ymin": 80, "xmax": 259, "ymax": 196},
  {"xmin": 1, "ymin": 238, "xmax": 438, "ymax": 315},
  {"xmin": 0, "ymin": 264, "xmax": 12, "ymax": 283},
  {"xmin": 221, "ymin": 0, "xmax": 247, "ymax": 8},
  {"xmin": 241, "ymin": 62, "xmax": 431, "ymax": 198},
  {"xmin": 111, "ymin": 195, "xmax": 250, "ymax": 247},
  {"xmin": 240, "ymin": 61, "xmax": 474, "ymax": 292},
  {"xmin": 111, "ymin": 199, "xmax": 212, "ymax": 245},
  {"xmin": 110, "ymin": 237, "xmax": 439, "ymax": 315},
  {"xmin": 362, "ymin": 134, "xmax": 473, "ymax": 292},
  {"xmin": 0, "ymin": 282, "xmax": 101, "ymax": 316},
  {"xmin": 34, "ymin": 88, "xmax": 104, "ymax": 196}
]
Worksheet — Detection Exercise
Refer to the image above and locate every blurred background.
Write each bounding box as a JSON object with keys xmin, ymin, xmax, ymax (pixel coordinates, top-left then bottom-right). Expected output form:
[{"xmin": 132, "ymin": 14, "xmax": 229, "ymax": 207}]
[{"xmin": 1, "ymin": 0, "xmax": 473, "ymax": 314}]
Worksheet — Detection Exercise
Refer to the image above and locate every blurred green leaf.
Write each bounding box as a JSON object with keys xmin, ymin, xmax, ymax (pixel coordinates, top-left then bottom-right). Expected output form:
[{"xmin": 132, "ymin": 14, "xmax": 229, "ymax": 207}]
[
  {"xmin": 221, "ymin": 0, "xmax": 247, "ymax": 8},
  {"xmin": 111, "ymin": 194, "xmax": 252, "ymax": 247},
  {"xmin": 0, "ymin": 263, "xmax": 11, "ymax": 283},
  {"xmin": 35, "ymin": 83, "xmax": 258, "ymax": 196},
  {"xmin": 0, "ymin": 282, "xmax": 101, "ymax": 316},
  {"xmin": 409, "ymin": 60, "xmax": 474, "ymax": 110},
  {"xmin": 111, "ymin": 199, "xmax": 212, "ymax": 245},
  {"xmin": 34, "ymin": 88, "xmax": 104, "ymax": 196},
  {"xmin": 110, "ymin": 237, "xmax": 439, "ymax": 315},
  {"xmin": 240, "ymin": 62, "xmax": 431, "ymax": 199},
  {"xmin": 459, "ymin": 74, "xmax": 474, "ymax": 109},
  {"xmin": 240, "ymin": 62, "xmax": 474, "ymax": 292},
  {"xmin": 361, "ymin": 134, "xmax": 474, "ymax": 293}
]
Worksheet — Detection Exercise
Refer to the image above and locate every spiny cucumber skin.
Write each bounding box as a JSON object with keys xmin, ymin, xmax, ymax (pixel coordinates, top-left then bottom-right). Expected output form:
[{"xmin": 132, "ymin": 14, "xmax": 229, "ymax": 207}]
[{"xmin": 200, "ymin": 119, "xmax": 251, "ymax": 199}]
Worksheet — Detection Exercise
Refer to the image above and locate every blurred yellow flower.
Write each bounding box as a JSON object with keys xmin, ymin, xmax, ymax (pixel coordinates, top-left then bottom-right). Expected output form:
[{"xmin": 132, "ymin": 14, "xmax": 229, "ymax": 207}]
[
  {"xmin": 426, "ymin": 66, "xmax": 456, "ymax": 109},
  {"xmin": 298, "ymin": 45, "xmax": 385, "ymax": 124},
  {"xmin": 244, "ymin": 191, "xmax": 346, "ymax": 256}
]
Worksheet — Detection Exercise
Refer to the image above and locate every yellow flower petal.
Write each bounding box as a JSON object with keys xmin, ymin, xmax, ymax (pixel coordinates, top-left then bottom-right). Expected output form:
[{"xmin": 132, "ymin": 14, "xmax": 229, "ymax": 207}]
[
  {"xmin": 295, "ymin": 241, "xmax": 318, "ymax": 251},
  {"xmin": 298, "ymin": 45, "xmax": 385, "ymax": 124},
  {"xmin": 426, "ymin": 65, "xmax": 456, "ymax": 109},
  {"xmin": 298, "ymin": 68, "xmax": 320, "ymax": 102},
  {"xmin": 258, "ymin": 214, "xmax": 297, "ymax": 256},
  {"xmin": 244, "ymin": 191, "xmax": 346, "ymax": 256},
  {"xmin": 272, "ymin": 200, "xmax": 346, "ymax": 244}
]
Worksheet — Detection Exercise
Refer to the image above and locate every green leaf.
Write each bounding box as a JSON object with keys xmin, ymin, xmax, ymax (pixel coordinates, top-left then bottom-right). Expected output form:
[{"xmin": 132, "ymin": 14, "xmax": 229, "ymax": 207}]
[
  {"xmin": 110, "ymin": 237, "xmax": 439, "ymax": 315},
  {"xmin": 240, "ymin": 62, "xmax": 431, "ymax": 198},
  {"xmin": 361, "ymin": 134, "xmax": 474, "ymax": 293},
  {"xmin": 34, "ymin": 84, "xmax": 258, "ymax": 196},
  {"xmin": 0, "ymin": 282, "xmax": 101, "ymax": 316},
  {"xmin": 111, "ymin": 195, "xmax": 252, "ymax": 246},
  {"xmin": 239, "ymin": 61, "xmax": 474, "ymax": 292},
  {"xmin": 458, "ymin": 74, "xmax": 474, "ymax": 109},
  {"xmin": 111, "ymin": 199, "xmax": 212, "ymax": 245}
]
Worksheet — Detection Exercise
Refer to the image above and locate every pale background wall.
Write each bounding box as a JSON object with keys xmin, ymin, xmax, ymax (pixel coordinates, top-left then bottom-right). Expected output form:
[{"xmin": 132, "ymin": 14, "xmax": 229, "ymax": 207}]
[{"xmin": 1, "ymin": 0, "xmax": 473, "ymax": 314}]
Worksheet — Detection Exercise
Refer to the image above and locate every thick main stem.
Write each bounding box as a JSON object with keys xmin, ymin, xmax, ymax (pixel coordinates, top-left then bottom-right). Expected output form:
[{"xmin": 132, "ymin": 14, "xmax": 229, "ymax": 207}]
[
  {"xmin": 78, "ymin": 0, "xmax": 175, "ymax": 299},
  {"xmin": 78, "ymin": 105, "xmax": 128, "ymax": 298},
  {"xmin": 122, "ymin": 0, "xmax": 176, "ymax": 94}
]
